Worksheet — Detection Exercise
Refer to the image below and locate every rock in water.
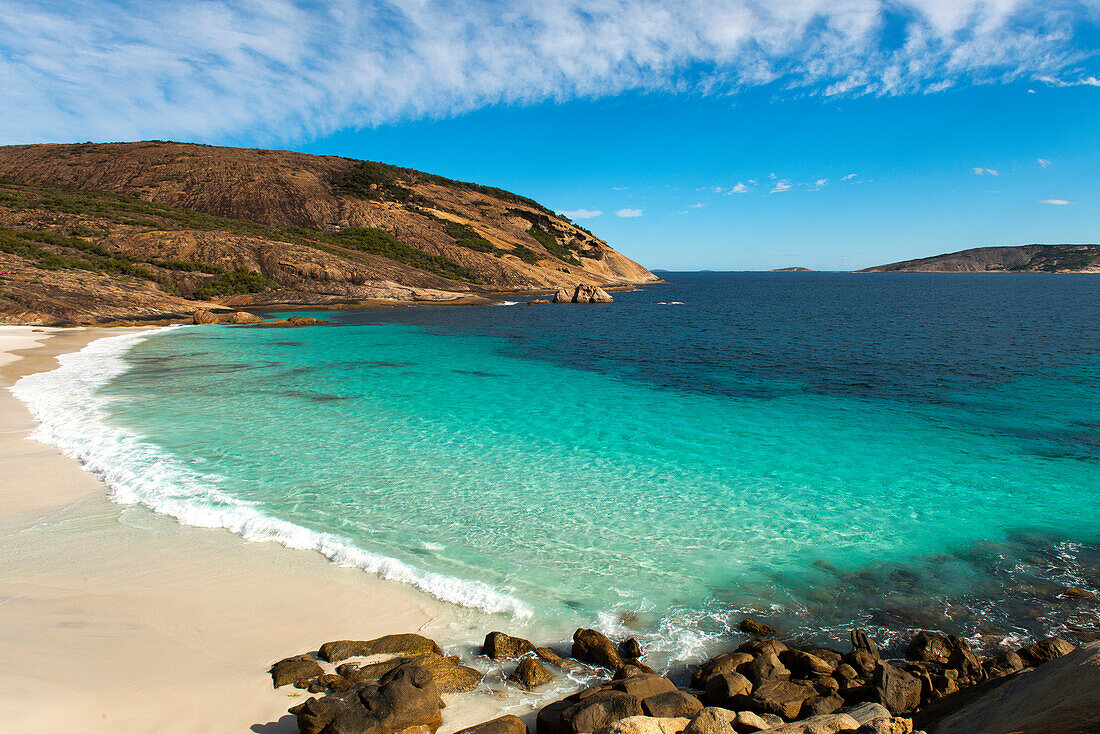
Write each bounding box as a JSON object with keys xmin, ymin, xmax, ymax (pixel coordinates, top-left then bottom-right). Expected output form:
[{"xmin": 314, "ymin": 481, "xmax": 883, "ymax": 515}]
[
  {"xmin": 483, "ymin": 631, "xmax": 537, "ymax": 659},
  {"xmin": 287, "ymin": 316, "xmax": 319, "ymax": 325},
  {"xmin": 223, "ymin": 310, "xmax": 262, "ymax": 324},
  {"xmin": 510, "ymin": 658, "xmax": 555, "ymax": 690},
  {"xmin": 553, "ymin": 288, "xmax": 573, "ymax": 303},
  {"xmin": 454, "ymin": 715, "xmax": 529, "ymax": 734},
  {"xmin": 270, "ymin": 654, "xmax": 324, "ymax": 688},
  {"xmin": 740, "ymin": 618, "xmax": 778, "ymax": 637},
  {"xmin": 572, "ymin": 628, "xmax": 625, "ymax": 669},
  {"xmin": 851, "ymin": 629, "xmax": 880, "ymax": 660},
  {"xmin": 318, "ymin": 634, "xmax": 443, "ymax": 663},
  {"xmin": 527, "ymin": 299, "xmax": 551, "ymax": 305},
  {"xmin": 620, "ymin": 638, "xmax": 644, "ymax": 659},
  {"xmin": 192, "ymin": 309, "xmax": 219, "ymax": 324},
  {"xmin": 872, "ymin": 661, "xmax": 922, "ymax": 715},
  {"xmin": 574, "ymin": 284, "xmax": 613, "ymax": 303},
  {"xmin": 292, "ymin": 663, "xmax": 443, "ymax": 734},
  {"xmin": 1016, "ymin": 636, "xmax": 1075, "ymax": 666}
]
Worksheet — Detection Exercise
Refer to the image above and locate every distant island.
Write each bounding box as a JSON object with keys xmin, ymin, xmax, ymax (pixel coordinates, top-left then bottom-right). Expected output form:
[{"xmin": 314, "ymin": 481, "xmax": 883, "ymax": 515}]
[
  {"xmin": 859, "ymin": 244, "xmax": 1100, "ymax": 273},
  {"xmin": 771, "ymin": 266, "xmax": 812, "ymax": 272}
]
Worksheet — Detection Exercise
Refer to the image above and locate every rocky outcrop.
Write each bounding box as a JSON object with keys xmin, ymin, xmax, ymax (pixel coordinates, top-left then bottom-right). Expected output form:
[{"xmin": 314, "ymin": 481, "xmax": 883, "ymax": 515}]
[
  {"xmin": 572, "ymin": 629, "xmax": 625, "ymax": 669},
  {"xmin": 483, "ymin": 631, "xmax": 536, "ymax": 660},
  {"xmin": 270, "ymin": 654, "xmax": 324, "ymax": 688},
  {"xmin": 191, "ymin": 309, "xmax": 220, "ymax": 324},
  {"xmin": 318, "ymin": 635, "xmax": 444, "ymax": 664},
  {"xmin": 292, "ymin": 663, "xmax": 444, "ymax": 734},
  {"xmin": 553, "ymin": 284, "xmax": 614, "ymax": 303},
  {"xmin": 928, "ymin": 641, "xmax": 1098, "ymax": 734},
  {"xmin": 223, "ymin": 310, "xmax": 262, "ymax": 324}
]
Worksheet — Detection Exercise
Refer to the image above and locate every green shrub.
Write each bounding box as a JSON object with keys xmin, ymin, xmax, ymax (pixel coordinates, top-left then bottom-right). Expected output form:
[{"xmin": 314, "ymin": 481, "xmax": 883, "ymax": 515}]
[
  {"xmin": 195, "ymin": 270, "xmax": 277, "ymax": 299},
  {"xmin": 331, "ymin": 227, "xmax": 482, "ymax": 283},
  {"xmin": 526, "ymin": 226, "xmax": 580, "ymax": 265}
]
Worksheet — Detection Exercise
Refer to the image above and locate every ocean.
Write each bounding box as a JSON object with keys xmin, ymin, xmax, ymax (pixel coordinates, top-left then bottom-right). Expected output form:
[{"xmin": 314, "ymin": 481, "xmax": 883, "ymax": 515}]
[{"xmin": 13, "ymin": 272, "xmax": 1100, "ymax": 667}]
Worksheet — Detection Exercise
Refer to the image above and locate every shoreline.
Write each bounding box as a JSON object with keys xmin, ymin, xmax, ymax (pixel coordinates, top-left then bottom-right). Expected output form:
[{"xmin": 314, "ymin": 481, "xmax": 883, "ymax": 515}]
[{"xmin": 0, "ymin": 327, "xmax": 512, "ymax": 733}]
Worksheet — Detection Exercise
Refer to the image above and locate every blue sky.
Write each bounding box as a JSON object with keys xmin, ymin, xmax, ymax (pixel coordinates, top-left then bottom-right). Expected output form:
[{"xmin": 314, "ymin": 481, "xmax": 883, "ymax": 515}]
[{"xmin": 2, "ymin": 1, "xmax": 1098, "ymax": 270}]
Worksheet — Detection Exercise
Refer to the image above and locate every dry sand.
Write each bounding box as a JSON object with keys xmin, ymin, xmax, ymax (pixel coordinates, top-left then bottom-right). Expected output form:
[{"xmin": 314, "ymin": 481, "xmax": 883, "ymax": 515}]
[{"xmin": 0, "ymin": 327, "xmax": 506, "ymax": 734}]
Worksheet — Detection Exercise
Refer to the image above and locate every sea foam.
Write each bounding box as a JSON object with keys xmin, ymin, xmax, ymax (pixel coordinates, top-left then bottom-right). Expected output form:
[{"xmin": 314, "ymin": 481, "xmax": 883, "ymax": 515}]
[{"xmin": 10, "ymin": 329, "xmax": 532, "ymax": 618}]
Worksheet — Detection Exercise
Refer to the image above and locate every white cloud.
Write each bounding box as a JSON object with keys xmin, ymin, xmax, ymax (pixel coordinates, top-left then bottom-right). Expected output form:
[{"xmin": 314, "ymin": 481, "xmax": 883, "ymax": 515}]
[
  {"xmin": 1, "ymin": 1, "xmax": 1096, "ymax": 143},
  {"xmin": 561, "ymin": 208, "xmax": 603, "ymax": 219},
  {"xmin": 841, "ymin": 173, "xmax": 858, "ymax": 181},
  {"xmin": 973, "ymin": 167, "xmax": 1000, "ymax": 176},
  {"xmin": 771, "ymin": 180, "xmax": 792, "ymax": 193},
  {"xmin": 611, "ymin": 186, "xmax": 628, "ymax": 191},
  {"xmin": 1038, "ymin": 75, "xmax": 1100, "ymax": 87},
  {"xmin": 1038, "ymin": 199, "xmax": 1072, "ymax": 205},
  {"xmin": 616, "ymin": 208, "xmax": 643, "ymax": 218},
  {"xmin": 729, "ymin": 182, "xmax": 750, "ymax": 194},
  {"xmin": 1037, "ymin": 158, "xmax": 1053, "ymax": 168},
  {"xmin": 809, "ymin": 178, "xmax": 828, "ymax": 190},
  {"xmin": 689, "ymin": 202, "xmax": 705, "ymax": 209}
]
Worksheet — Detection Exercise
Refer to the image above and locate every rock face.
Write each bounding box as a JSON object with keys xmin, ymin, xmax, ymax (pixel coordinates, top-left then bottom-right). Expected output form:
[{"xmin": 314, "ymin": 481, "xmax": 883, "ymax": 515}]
[
  {"xmin": 0, "ymin": 142, "xmax": 659, "ymax": 325},
  {"xmin": 483, "ymin": 631, "xmax": 536, "ymax": 659},
  {"xmin": 270, "ymin": 654, "xmax": 324, "ymax": 688},
  {"xmin": 553, "ymin": 288, "xmax": 573, "ymax": 303},
  {"xmin": 572, "ymin": 629, "xmax": 625, "ymax": 669},
  {"xmin": 553, "ymin": 284, "xmax": 614, "ymax": 303},
  {"xmin": 318, "ymin": 635, "xmax": 444, "ymax": 664},
  {"xmin": 292, "ymin": 663, "xmax": 444, "ymax": 734},
  {"xmin": 929, "ymin": 641, "xmax": 1100, "ymax": 734},
  {"xmin": 871, "ymin": 661, "xmax": 922, "ymax": 715}
]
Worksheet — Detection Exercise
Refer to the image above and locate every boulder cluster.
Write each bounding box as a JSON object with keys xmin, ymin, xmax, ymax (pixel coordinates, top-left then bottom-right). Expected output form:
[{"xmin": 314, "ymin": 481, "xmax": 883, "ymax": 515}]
[
  {"xmin": 268, "ymin": 624, "xmax": 1084, "ymax": 734},
  {"xmin": 553, "ymin": 285, "xmax": 614, "ymax": 303},
  {"xmin": 190, "ymin": 309, "xmax": 332, "ymax": 326}
]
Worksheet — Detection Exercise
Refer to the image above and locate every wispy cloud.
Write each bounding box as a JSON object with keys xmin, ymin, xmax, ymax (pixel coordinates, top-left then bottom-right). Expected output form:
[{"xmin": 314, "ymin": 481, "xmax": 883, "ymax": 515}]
[
  {"xmin": 1038, "ymin": 199, "xmax": 1072, "ymax": 205},
  {"xmin": 1038, "ymin": 75, "xmax": 1100, "ymax": 87},
  {"xmin": 729, "ymin": 182, "xmax": 750, "ymax": 194},
  {"xmin": 771, "ymin": 180, "xmax": 792, "ymax": 193},
  {"xmin": 973, "ymin": 167, "xmax": 1000, "ymax": 176},
  {"xmin": 841, "ymin": 173, "xmax": 858, "ymax": 181},
  {"xmin": 616, "ymin": 208, "xmax": 643, "ymax": 218},
  {"xmin": 808, "ymin": 178, "xmax": 828, "ymax": 191},
  {"xmin": 1037, "ymin": 158, "xmax": 1053, "ymax": 168},
  {"xmin": 2, "ymin": 1, "xmax": 1096, "ymax": 144},
  {"xmin": 561, "ymin": 208, "xmax": 602, "ymax": 219}
]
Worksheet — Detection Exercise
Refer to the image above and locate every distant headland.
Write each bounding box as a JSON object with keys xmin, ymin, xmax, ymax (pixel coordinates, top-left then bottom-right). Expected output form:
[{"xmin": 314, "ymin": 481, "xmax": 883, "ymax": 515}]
[{"xmin": 860, "ymin": 244, "xmax": 1100, "ymax": 273}]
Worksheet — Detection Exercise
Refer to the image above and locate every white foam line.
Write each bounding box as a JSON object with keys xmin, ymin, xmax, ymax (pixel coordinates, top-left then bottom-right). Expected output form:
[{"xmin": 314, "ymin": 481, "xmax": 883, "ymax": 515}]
[{"xmin": 10, "ymin": 328, "xmax": 532, "ymax": 618}]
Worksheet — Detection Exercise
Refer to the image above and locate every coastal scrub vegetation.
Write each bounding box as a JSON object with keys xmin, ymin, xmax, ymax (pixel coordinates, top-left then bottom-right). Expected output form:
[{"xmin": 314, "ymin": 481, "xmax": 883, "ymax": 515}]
[
  {"xmin": 327, "ymin": 227, "xmax": 482, "ymax": 283},
  {"xmin": 526, "ymin": 225, "xmax": 580, "ymax": 266},
  {"xmin": 195, "ymin": 269, "xmax": 278, "ymax": 299}
]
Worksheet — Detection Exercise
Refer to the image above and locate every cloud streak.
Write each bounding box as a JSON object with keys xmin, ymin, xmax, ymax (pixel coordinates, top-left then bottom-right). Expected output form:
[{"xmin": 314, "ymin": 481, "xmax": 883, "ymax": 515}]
[
  {"xmin": 561, "ymin": 208, "xmax": 603, "ymax": 219},
  {"xmin": 1, "ymin": 0, "xmax": 1098, "ymax": 144},
  {"xmin": 616, "ymin": 208, "xmax": 643, "ymax": 218}
]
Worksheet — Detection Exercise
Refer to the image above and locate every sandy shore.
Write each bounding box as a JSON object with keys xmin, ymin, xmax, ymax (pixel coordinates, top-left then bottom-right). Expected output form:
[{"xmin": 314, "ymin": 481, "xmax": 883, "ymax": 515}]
[{"xmin": 0, "ymin": 327, "xmax": 504, "ymax": 734}]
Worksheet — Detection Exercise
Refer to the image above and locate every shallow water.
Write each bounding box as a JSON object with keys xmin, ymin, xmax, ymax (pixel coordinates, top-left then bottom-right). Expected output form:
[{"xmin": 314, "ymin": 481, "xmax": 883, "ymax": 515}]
[{"xmin": 14, "ymin": 272, "xmax": 1100, "ymax": 665}]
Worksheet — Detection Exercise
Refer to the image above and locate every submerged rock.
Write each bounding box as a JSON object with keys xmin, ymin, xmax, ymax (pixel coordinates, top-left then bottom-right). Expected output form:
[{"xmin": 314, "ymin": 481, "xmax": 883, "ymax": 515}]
[{"xmin": 740, "ymin": 619, "xmax": 778, "ymax": 638}]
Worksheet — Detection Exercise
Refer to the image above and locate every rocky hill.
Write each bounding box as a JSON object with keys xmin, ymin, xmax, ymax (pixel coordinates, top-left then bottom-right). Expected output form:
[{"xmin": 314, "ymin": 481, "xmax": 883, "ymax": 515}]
[
  {"xmin": 858, "ymin": 244, "xmax": 1100, "ymax": 273},
  {"xmin": 0, "ymin": 141, "xmax": 659, "ymax": 325}
]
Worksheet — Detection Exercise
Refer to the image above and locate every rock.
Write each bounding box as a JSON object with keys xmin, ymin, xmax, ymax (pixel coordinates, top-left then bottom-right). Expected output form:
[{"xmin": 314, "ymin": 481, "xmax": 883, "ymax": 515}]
[
  {"xmin": 704, "ymin": 672, "xmax": 753, "ymax": 706},
  {"xmin": 573, "ymin": 628, "xmax": 625, "ymax": 669},
  {"xmin": 455, "ymin": 715, "xmax": 529, "ymax": 734},
  {"xmin": 747, "ymin": 681, "xmax": 816, "ymax": 720},
  {"xmin": 780, "ymin": 651, "xmax": 833, "ymax": 677},
  {"xmin": 925, "ymin": 640, "xmax": 1100, "ymax": 734},
  {"xmin": 612, "ymin": 673, "xmax": 679, "ymax": 701},
  {"xmin": 834, "ymin": 664, "xmax": 858, "ymax": 682},
  {"xmin": 483, "ymin": 631, "xmax": 537, "ymax": 659},
  {"xmin": 738, "ymin": 640, "xmax": 787, "ymax": 657},
  {"xmin": 731, "ymin": 710, "xmax": 773, "ymax": 732},
  {"xmin": 855, "ymin": 719, "xmax": 913, "ymax": 734},
  {"xmin": 943, "ymin": 637, "xmax": 983, "ymax": 682},
  {"xmin": 318, "ymin": 634, "xmax": 443, "ymax": 663},
  {"xmin": 561, "ymin": 691, "xmax": 645, "ymax": 734},
  {"xmin": 527, "ymin": 299, "xmax": 551, "ymax": 305},
  {"xmin": 621, "ymin": 638, "xmax": 644, "ymax": 659},
  {"xmin": 906, "ymin": 632, "xmax": 950, "ymax": 665},
  {"xmin": 192, "ymin": 309, "xmax": 219, "ymax": 324},
  {"xmin": 553, "ymin": 288, "xmax": 573, "ymax": 303},
  {"xmin": 1015, "ymin": 636, "xmax": 1075, "ymax": 666},
  {"xmin": 413, "ymin": 654, "xmax": 482, "ymax": 692},
  {"xmin": 799, "ymin": 695, "xmax": 843, "ymax": 716},
  {"xmin": 871, "ymin": 661, "xmax": 921, "ymax": 715},
  {"xmin": 682, "ymin": 708, "xmax": 735, "ymax": 734},
  {"xmin": 844, "ymin": 651, "xmax": 877, "ymax": 678},
  {"xmin": 287, "ymin": 315, "xmax": 319, "ymax": 325},
  {"xmin": 573, "ymin": 285, "xmax": 614, "ymax": 303},
  {"xmin": 270, "ymin": 654, "xmax": 324, "ymax": 688},
  {"xmin": 337, "ymin": 658, "xmax": 409, "ymax": 683},
  {"xmin": 642, "ymin": 691, "xmax": 704, "ymax": 719},
  {"xmin": 292, "ymin": 663, "xmax": 443, "ymax": 734},
  {"xmin": 805, "ymin": 650, "xmax": 843, "ymax": 671},
  {"xmin": 763, "ymin": 714, "xmax": 860, "ymax": 734},
  {"xmin": 1064, "ymin": 586, "xmax": 1099, "ymax": 600},
  {"xmin": 510, "ymin": 658, "xmax": 555, "ymax": 690},
  {"xmin": 600, "ymin": 716, "xmax": 690, "ymax": 734},
  {"xmin": 844, "ymin": 703, "xmax": 892, "ymax": 726},
  {"xmin": 850, "ymin": 630, "xmax": 880, "ymax": 660},
  {"xmin": 740, "ymin": 619, "xmax": 778, "ymax": 638},
  {"xmin": 745, "ymin": 654, "xmax": 791, "ymax": 687},
  {"xmin": 538, "ymin": 699, "xmax": 576, "ymax": 734},
  {"xmin": 982, "ymin": 651, "xmax": 1025, "ymax": 678},
  {"xmin": 223, "ymin": 310, "xmax": 262, "ymax": 324},
  {"xmin": 691, "ymin": 653, "xmax": 755, "ymax": 688}
]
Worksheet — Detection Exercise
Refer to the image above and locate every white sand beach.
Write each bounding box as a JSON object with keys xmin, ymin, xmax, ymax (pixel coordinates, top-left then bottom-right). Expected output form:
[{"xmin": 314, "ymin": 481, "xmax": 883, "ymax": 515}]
[{"xmin": 0, "ymin": 327, "xmax": 502, "ymax": 734}]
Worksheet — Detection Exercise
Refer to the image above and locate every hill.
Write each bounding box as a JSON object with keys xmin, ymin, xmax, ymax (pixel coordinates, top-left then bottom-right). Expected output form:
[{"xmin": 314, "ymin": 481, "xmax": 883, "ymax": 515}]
[
  {"xmin": 858, "ymin": 244, "xmax": 1100, "ymax": 273},
  {"xmin": 0, "ymin": 141, "xmax": 658, "ymax": 324}
]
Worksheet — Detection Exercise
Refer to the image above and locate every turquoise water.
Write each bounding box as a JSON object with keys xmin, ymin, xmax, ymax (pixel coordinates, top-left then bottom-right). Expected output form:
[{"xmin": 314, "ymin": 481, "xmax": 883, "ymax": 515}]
[{"xmin": 15, "ymin": 273, "xmax": 1100, "ymax": 661}]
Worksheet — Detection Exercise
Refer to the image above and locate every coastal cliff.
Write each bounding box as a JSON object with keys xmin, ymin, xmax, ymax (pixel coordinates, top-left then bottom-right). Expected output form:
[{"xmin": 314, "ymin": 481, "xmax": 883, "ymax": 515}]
[
  {"xmin": 0, "ymin": 142, "xmax": 659, "ymax": 325},
  {"xmin": 858, "ymin": 244, "xmax": 1100, "ymax": 273}
]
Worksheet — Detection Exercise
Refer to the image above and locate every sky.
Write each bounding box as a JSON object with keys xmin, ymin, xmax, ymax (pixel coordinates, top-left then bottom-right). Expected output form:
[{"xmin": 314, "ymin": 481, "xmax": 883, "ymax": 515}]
[{"xmin": 1, "ymin": 1, "xmax": 1098, "ymax": 270}]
